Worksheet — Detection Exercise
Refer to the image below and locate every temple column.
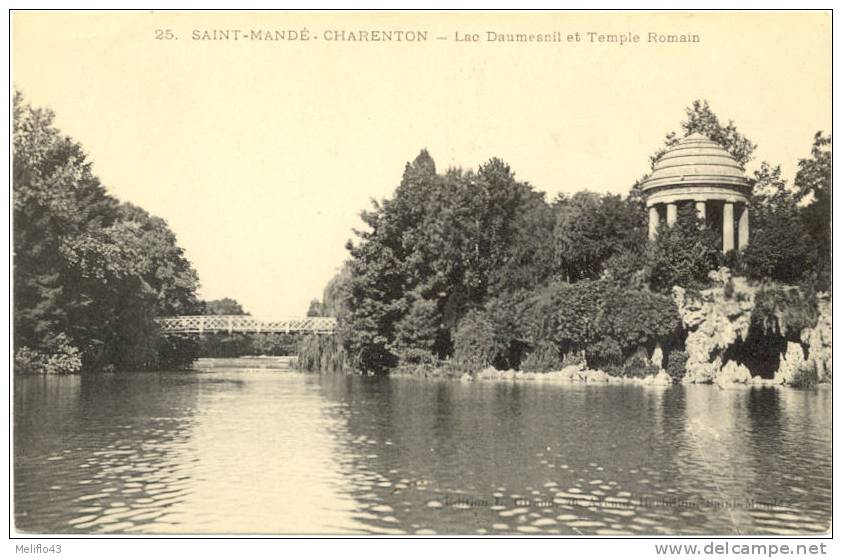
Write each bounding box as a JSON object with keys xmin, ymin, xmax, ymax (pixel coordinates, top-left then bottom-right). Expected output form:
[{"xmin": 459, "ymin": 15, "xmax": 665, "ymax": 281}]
[
  {"xmin": 738, "ymin": 204, "xmax": 750, "ymax": 250},
  {"xmin": 695, "ymin": 201, "xmax": 706, "ymax": 222},
  {"xmin": 723, "ymin": 202, "xmax": 735, "ymax": 253},
  {"xmin": 666, "ymin": 203, "xmax": 677, "ymax": 226},
  {"xmin": 648, "ymin": 206, "xmax": 659, "ymax": 240}
]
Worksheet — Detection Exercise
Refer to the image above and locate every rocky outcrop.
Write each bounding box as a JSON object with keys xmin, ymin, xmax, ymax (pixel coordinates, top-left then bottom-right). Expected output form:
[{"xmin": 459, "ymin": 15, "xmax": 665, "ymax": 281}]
[
  {"xmin": 648, "ymin": 370, "xmax": 674, "ymax": 386},
  {"xmin": 774, "ymin": 342, "xmax": 808, "ymax": 385},
  {"xmin": 672, "ymin": 268, "xmax": 755, "ymax": 383},
  {"xmin": 673, "ymin": 268, "xmax": 831, "ymax": 386},
  {"xmin": 715, "ymin": 360, "xmax": 752, "ymax": 387},
  {"xmin": 650, "ymin": 344, "xmax": 664, "ymax": 369},
  {"xmin": 472, "ymin": 272, "xmax": 828, "ymax": 388},
  {"xmin": 475, "ymin": 363, "xmax": 671, "ymax": 385},
  {"xmin": 801, "ymin": 294, "xmax": 832, "ymax": 383}
]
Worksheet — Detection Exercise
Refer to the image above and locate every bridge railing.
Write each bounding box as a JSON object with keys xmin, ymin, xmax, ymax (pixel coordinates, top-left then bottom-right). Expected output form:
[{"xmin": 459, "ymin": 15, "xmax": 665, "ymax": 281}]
[{"xmin": 154, "ymin": 315, "xmax": 337, "ymax": 335}]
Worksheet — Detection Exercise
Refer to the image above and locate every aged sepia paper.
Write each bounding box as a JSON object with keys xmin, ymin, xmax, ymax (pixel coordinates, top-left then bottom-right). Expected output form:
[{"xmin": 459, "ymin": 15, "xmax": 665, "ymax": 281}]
[{"xmin": 11, "ymin": 9, "xmax": 831, "ymax": 542}]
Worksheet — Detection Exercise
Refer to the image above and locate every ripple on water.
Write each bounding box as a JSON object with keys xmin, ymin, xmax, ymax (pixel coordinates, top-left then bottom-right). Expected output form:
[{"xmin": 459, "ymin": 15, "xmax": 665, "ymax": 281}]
[
  {"xmin": 13, "ymin": 372, "xmax": 832, "ymax": 535},
  {"xmin": 498, "ymin": 507, "xmax": 529, "ymax": 517},
  {"xmin": 569, "ymin": 520, "xmax": 605, "ymax": 529},
  {"xmin": 67, "ymin": 515, "xmax": 98, "ymax": 526}
]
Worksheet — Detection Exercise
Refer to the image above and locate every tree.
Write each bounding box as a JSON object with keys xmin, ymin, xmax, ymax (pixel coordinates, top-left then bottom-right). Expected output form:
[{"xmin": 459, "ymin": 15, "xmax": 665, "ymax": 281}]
[
  {"xmin": 647, "ymin": 204, "xmax": 721, "ymax": 292},
  {"xmin": 203, "ymin": 298, "xmax": 248, "ymax": 315},
  {"xmin": 321, "ymin": 263, "xmax": 351, "ymax": 319},
  {"xmin": 342, "ymin": 150, "xmax": 557, "ymax": 373},
  {"xmin": 14, "ymin": 92, "xmax": 118, "ymax": 369},
  {"xmin": 740, "ymin": 162, "xmax": 816, "ymax": 284},
  {"xmin": 13, "ymin": 92, "xmax": 201, "ymax": 372},
  {"xmin": 306, "ymin": 298, "xmax": 323, "ymax": 317},
  {"xmin": 651, "ymin": 100, "xmax": 756, "ymax": 168},
  {"xmin": 390, "ymin": 295, "xmax": 440, "ymax": 364},
  {"xmin": 795, "ymin": 132, "xmax": 832, "ymax": 287},
  {"xmin": 324, "ymin": 106, "xmax": 827, "ymax": 376},
  {"xmin": 553, "ymin": 192, "xmax": 646, "ymax": 281},
  {"xmin": 110, "ymin": 203, "xmax": 201, "ymax": 316},
  {"xmin": 741, "ymin": 208, "xmax": 816, "ymax": 284}
]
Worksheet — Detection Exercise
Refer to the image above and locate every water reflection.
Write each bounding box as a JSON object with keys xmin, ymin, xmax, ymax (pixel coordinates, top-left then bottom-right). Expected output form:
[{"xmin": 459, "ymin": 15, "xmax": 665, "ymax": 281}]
[
  {"xmin": 15, "ymin": 373, "xmax": 200, "ymax": 533},
  {"xmin": 14, "ymin": 371, "xmax": 831, "ymax": 535}
]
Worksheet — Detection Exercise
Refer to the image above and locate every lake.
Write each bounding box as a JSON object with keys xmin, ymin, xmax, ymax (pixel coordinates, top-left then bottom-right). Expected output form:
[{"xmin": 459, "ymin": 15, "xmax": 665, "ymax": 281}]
[{"xmin": 13, "ymin": 366, "xmax": 832, "ymax": 535}]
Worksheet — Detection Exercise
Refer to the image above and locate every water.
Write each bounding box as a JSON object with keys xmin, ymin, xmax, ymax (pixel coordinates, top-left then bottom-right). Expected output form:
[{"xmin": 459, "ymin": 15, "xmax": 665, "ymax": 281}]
[{"xmin": 14, "ymin": 368, "xmax": 831, "ymax": 535}]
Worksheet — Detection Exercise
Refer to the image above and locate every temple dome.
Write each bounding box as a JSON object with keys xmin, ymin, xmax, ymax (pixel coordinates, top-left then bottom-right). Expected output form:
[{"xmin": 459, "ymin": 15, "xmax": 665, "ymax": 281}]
[{"xmin": 641, "ymin": 133, "xmax": 750, "ymax": 191}]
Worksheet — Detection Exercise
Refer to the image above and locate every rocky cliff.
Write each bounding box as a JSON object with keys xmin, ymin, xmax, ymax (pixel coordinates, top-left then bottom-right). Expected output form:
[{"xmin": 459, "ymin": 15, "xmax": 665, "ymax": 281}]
[{"xmin": 672, "ymin": 268, "xmax": 831, "ymax": 386}]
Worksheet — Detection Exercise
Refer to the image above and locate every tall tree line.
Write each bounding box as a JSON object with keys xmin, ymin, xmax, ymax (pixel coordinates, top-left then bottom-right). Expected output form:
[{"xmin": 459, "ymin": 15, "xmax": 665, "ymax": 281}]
[
  {"xmin": 326, "ymin": 101, "xmax": 831, "ymax": 375},
  {"xmin": 13, "ymin": 93, "xmax": 201, "ymax": 373}
]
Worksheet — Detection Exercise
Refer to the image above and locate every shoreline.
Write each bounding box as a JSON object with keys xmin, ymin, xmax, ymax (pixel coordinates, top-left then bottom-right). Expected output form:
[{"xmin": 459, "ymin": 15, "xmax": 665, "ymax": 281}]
[
  {"xmin": 193, "ymin": 356, "xmax": 298, "ymax": 369},
  {"xmin": 15, "ymin": 357, "xmax": 831, "ymax": 390},
  {"xmin": 392, "ymin": 364, "xmax": 830, "ymax": 389}
]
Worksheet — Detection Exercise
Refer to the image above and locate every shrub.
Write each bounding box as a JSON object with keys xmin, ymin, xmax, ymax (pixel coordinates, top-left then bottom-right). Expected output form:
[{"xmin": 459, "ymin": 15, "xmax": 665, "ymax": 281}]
[
  {"xmin": 484, "ymin": 291, "xmax": 532, "ymax": 369},
  {"xmin": 453, "ymin": 309, "xmax": 500, "ymax": 372},
  {"xmin": 787, "ymin": 365, "xmax": 819, "ymax": 388},
  {"xmin": 647, "ymin": 204, "xmax": 722, "ymax": 292},
  {"xmin": 519, "ymin": 280, "xmax": 609, "ymax": 357},
  {"xmin": 752, "ymin": 284, "xmax": 819, "ymax": 338},
  {"xmin": 517, "ymin": 279, "xmax": 681, "ymax": 371},
  {"xmin": 14, "ymin": 334, "xmax": 82, "ymax": 374},
  {"xmin": 588, "ymin": 337, "xmax": 624, "ymax": 371},
  {"xmin": 618, "ymin": 347, "xmax": 660, "ymax": 378},
  {"xmin": 520, "ymin": 342, "xmax": 563, "ymax": 372},
  {"xmin": 602, "ymin": 250, "xmax": 648, "ymax": 289},
  {"xmin": 14, "ymin": 346, "xmax": 46, "ymax": 374},
  {"xmin": 296, "ymin": 334, "xmax": 348, "ymax": 373},
  {"xmin": 395, "ymin": 347, "xmax": 438, "ymax": 365},
  {"xmin": 665, "ymin": 350, "xmax": 689, "ymax": 381},
  {"xmin": 156, "ymin": 334, "xmax": 200, "ymax": 370}
]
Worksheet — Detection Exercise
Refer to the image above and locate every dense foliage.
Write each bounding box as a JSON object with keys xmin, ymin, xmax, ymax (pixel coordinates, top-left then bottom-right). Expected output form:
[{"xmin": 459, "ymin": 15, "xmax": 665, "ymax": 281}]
[
  {"xmin": 751, "ymin": 284, "xmax": 820, "ymax": 339},
  {"xmin": 342, "ymin": 153, "xmax": 556, "ymax": 373},
  {"xmin": 296, "ymin": 335, "xmax": 348, "ymax": 373},
  {"xmin": 323, "ymin": 100, "xmax": 830, "ymax": 375},
  {"xmin": 515, "ymin": 280, "xmax": 680, "ymax": 372},
  {"xmin": 202, "ymin": 297, "xmax": 248, "ymax": 315},
  {"xmin": 15, "ymin": 94, "xmax": 829, "ymax": 378},
  {"xmin": 795, "ymin": 132, "xmax": 832, "ymax": 289},
  {"xmin": 650, "ymin": 100, "xmax": 757, "ymax": 168},
  {"xmin": 647, "ymin": 204, "xmax": 722, "ymax": 292},
  {"xmin": 13, "ymin": 93, "xmax": 201, "ymax": 373},
  {"xmin": 452, "ymin": 310, "xmax": 499, "ymax": 372},
  {"xmin": 553, "ymin": 192, "xmax": 646, "ymax": 282}
]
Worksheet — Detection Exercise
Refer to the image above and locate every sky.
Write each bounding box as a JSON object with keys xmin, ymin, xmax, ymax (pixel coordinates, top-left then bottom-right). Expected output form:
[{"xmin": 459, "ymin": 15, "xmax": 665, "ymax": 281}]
[{"xmin": 12, "ymin": 11, "xmax": 831, "ymax": 316}]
